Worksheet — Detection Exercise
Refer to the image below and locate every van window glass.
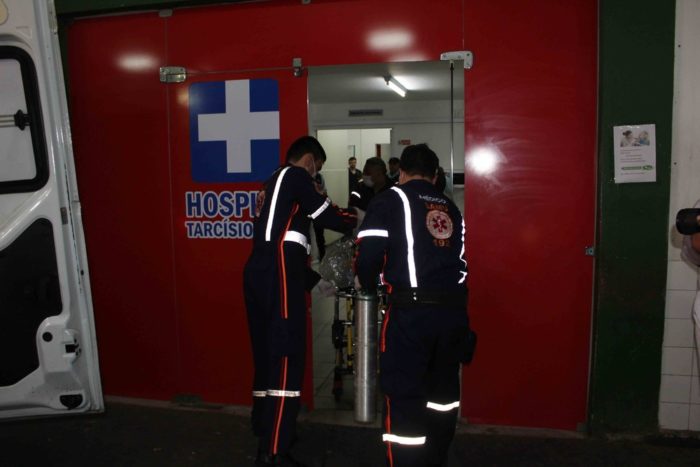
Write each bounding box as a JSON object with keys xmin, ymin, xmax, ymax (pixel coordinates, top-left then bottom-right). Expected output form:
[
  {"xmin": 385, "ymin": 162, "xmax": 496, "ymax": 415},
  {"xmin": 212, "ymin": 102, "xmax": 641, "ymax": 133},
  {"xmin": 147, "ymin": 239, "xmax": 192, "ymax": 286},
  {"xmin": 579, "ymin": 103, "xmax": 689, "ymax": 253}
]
[{"xmin": 0, "ymin": 47, "xmax": 48, "ymax": 192}]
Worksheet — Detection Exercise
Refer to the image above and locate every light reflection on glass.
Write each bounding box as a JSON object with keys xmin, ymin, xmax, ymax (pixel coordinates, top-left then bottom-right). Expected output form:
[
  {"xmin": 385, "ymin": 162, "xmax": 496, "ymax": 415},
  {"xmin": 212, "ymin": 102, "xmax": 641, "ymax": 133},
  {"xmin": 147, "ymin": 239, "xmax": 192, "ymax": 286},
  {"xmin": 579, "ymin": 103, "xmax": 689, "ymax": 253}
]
[
  {"xmin": 367, "ymin": 29, "xmax": 413, "ymax": 51},
  {"xmin": 466, "ymin": 146, "xmax": 501, "ymax": 175},
  {"xmin": 117, "ymin": 54, "xmax": 156, "ymax": 71}
]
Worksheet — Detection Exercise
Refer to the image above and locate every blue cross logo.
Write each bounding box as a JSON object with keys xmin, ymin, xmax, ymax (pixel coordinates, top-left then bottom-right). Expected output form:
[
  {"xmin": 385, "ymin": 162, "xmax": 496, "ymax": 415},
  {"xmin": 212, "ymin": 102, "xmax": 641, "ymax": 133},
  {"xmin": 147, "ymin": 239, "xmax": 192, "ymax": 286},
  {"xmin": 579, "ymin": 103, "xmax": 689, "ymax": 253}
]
[{"xmin": 189, "ymin": 79, "xmax": 280, "ymax": 183}]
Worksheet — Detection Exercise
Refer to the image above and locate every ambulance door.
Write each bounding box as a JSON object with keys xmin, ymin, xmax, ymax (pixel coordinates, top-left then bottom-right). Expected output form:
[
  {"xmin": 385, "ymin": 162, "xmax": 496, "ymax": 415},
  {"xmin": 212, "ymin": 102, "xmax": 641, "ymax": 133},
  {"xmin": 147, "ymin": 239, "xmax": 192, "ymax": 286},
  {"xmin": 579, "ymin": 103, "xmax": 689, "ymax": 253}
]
[{"xmin": 0, "ymin": 0, "xmax": 103, "ymax": 419}]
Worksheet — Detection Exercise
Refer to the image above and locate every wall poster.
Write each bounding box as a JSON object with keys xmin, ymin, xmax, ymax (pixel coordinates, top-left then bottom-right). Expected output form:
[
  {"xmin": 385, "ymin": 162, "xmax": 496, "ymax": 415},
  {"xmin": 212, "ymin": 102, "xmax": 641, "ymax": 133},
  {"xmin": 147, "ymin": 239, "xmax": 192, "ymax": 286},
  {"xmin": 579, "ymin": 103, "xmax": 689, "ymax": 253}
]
[{"xmin": 613, "ymin": 124, "xmax": 656, "ymax": 184}]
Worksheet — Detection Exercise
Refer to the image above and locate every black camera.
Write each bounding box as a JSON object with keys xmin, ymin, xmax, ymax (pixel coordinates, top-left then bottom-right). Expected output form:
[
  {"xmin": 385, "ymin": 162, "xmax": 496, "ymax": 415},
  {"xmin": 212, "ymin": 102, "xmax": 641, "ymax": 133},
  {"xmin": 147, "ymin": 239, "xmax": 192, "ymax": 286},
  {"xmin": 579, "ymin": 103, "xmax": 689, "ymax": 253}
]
[{"xmin": 676, "ymin": 208, "xmax": 700, "ymax": 235}]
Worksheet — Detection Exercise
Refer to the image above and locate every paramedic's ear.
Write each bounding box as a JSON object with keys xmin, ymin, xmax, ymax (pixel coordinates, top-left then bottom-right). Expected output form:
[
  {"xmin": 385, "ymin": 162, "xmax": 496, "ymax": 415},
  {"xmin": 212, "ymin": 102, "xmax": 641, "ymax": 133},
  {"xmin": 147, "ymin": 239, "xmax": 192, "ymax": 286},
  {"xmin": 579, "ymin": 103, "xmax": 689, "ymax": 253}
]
[
  {"xmin": 300, "ymin": 153, "xmax": 316, "ymax": 177},
  {"xmin": 398, "ymin": 169, "xmax": 407, "ymax": 185}
]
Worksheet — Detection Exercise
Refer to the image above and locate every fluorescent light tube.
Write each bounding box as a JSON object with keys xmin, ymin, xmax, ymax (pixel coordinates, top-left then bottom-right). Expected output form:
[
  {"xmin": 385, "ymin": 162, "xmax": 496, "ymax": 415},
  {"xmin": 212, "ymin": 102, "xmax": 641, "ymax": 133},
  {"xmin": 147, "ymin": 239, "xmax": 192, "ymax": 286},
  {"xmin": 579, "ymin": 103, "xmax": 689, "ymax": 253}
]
[{"xmin": 385, "ymin": 76, "xmax": 407, "ymax": 97}]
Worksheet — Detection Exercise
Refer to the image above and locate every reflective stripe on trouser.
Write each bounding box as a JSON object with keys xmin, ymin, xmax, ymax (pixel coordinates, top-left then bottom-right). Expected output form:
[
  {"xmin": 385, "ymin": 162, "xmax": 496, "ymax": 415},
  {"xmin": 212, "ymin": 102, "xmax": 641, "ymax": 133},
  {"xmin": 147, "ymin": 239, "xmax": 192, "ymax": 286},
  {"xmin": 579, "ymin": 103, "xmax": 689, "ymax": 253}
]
[
  {"xmin": 426, "ymin": 400, "xmax": 460, "ymax": 412},
  {"xmin": 244, "ymin": 243, "xmax": 308, "ymax": 456},
  {"xmin": 380, "ymin": 305, "xmax": 467, "ymax": 466}
]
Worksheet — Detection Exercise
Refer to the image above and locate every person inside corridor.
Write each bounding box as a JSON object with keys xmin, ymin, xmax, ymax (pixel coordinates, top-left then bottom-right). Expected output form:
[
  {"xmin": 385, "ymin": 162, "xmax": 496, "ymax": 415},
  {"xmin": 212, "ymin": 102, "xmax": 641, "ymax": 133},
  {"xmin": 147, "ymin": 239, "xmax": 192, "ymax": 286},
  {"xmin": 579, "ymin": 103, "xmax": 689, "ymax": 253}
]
[
  {"xmin": 388, "ymin": 156, "xmax": 400, "ymax": 184},
  {"xmin": 244, "ymin": 136, "xmax": 357, "ymax": 467},
  {"xmin": 435, "ymin": 166, "xmax": 447, "ymax": 194},
  {"xmin": 349, "ymin": 156, "xmax": 392, "ymax": 211},
  {"xmin": 354, "ymin": 143, "xmax": 475, "ymax": 467},
  {"xmin": 348, "ymin": 156, "xmax": 362, "ymax": 195}
]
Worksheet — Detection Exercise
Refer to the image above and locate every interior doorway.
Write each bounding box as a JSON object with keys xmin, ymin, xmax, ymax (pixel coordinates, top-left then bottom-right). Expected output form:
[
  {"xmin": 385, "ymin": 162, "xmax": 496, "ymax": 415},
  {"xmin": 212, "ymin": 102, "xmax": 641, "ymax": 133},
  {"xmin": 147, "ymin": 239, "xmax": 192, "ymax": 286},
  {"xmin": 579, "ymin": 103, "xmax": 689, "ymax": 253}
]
[
  {"xmin": 316, "ymin": 127, "xmax": 391, "ymax": 245},
  {"xmin": 306, "ymin": 60, "xmax": 465, "ymax": 412}
]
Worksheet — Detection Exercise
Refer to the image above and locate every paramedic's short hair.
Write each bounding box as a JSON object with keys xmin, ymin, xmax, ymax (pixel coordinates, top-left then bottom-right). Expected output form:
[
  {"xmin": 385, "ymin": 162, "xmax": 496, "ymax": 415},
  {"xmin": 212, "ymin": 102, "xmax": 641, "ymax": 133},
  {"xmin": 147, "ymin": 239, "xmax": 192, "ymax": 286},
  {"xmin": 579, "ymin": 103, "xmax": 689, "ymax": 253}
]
[
  {"xmin": 399, "ymin": 144, "xmax": 438, "ymax": 178},
  {"xmin": 286, "ymin": 136, "xmax": 327, "ymax": 163}
]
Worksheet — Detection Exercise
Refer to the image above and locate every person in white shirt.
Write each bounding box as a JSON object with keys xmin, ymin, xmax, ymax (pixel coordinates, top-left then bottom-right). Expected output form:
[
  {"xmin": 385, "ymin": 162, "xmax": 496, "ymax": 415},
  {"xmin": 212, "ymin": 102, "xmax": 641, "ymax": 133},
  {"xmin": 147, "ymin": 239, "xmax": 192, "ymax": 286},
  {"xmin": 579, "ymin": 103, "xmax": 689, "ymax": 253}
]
[{"xmin": 681, "ymin": 199, "xmax": 700, "ymax": 357}]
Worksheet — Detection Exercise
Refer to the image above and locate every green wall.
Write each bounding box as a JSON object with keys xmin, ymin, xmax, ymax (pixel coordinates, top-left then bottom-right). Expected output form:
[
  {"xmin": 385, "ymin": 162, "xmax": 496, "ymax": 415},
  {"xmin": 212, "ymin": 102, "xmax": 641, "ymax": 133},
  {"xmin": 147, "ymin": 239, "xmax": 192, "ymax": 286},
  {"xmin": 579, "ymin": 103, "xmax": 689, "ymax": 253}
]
[
  {"xmin": 55, "ymin": 0, "xmax": 679, "ymax": 433},
  {"xmin": 589, "ymin": 0, "xmax": 676, "ymax": 433},
  {"xmin": 56, "ymin": 0, "xmax": 243, "ymax": 15}
]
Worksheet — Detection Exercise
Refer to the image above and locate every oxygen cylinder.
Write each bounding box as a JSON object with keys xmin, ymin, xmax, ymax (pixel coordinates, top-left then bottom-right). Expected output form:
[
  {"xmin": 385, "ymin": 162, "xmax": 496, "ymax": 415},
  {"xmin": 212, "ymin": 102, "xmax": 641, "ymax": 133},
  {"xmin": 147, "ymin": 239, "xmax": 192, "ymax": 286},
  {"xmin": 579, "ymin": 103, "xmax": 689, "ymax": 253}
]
[{"xmin": 354, "ymin": 292, "xmax": 378, "ymax": 423}]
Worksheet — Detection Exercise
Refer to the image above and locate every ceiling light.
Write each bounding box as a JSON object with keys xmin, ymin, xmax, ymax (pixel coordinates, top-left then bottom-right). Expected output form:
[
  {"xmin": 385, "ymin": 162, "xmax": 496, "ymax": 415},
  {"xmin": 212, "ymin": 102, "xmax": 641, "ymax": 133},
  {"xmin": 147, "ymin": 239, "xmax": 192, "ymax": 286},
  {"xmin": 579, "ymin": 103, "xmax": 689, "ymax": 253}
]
[{"xmin": 384, "ymin": 75, "xmax": 407, "ymax": 97}]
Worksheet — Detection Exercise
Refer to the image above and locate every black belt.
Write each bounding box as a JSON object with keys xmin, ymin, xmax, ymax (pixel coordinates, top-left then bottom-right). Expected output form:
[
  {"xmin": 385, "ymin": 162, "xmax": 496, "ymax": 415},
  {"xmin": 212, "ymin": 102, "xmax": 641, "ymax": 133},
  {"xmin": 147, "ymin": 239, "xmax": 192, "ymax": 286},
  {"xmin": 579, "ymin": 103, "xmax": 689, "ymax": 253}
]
[{"xmin": 389, "ymin": 288, "xmax": 467, "ymax": 308}]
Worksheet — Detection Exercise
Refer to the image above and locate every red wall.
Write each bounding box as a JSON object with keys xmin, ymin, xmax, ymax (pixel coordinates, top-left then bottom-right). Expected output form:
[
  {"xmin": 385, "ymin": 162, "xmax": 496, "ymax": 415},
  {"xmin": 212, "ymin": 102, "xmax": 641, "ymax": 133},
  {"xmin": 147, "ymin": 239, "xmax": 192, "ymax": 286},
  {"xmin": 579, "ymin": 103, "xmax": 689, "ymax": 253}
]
[{"xmin": 67, "ymin": 0, "xmax": 597, "ymax": 429}]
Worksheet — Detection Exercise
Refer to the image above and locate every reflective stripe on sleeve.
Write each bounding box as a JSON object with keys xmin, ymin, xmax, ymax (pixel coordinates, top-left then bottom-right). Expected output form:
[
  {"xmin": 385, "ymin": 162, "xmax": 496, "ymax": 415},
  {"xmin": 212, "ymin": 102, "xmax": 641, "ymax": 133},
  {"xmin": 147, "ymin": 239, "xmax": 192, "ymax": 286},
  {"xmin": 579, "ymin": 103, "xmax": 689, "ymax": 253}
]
[
  {"xmin": 309, "ymin": 198, "xmax": 331, "ymax": 219},
  {"xmin": 426, "ymin": 401, "xmax": 460, "ymax": 411},
  {"xmin": 382, "ymin": 433, "xmax": 426, "ymax": 445},
  {"xmin": 267, "ymin": 389, "xmax": 301, "ymax": 397},
  {"xmin": 253, "ymin": 391, "xmax": 267, "ymax": 397},
  {"xmin": 390, "ymin": 187, "xmax": 418, "ymax": 287},
  {"xmin": 357, "ymin": 229, "xmax": 389, "ymax": 239},
  {"xmin": 265, "ymin": 167, "xmax": 290, "ymax": 241},
  {"xmin": 351, "ymin": 191, "xmax": 361, "ymax": 198}
]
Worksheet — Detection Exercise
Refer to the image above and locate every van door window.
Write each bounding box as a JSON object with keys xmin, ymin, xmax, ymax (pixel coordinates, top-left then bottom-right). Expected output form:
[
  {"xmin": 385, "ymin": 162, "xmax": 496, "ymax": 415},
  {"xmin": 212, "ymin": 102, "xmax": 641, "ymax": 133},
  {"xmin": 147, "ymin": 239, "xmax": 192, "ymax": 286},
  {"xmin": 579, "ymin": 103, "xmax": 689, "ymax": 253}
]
[{"xmin": 0, "ymin": 46, "xmax": 48, "ymax": 193}]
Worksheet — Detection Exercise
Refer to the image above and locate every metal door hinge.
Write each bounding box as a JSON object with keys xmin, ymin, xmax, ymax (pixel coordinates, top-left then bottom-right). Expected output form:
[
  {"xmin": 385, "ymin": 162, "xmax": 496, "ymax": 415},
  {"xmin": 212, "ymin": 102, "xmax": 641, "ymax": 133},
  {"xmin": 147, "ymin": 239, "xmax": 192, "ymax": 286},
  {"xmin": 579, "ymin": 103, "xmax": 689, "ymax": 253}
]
[
  {"xmin": 60, "ymin": 207, "xmax": 68, "ymax": 225},
  {"xmin": 440, "ymin": 51, "xmax": 474, "ymax": 69},
  {"xmin": 160, "ymin": 66, "xmax": 187, "ymax": 83},
  {"xmin": 584, "ymin": 246, "xmax": 595, "ymax": 257},
  {"xmin": 293, "ymin": 57, "xmax": 303, "ymax": 77}
]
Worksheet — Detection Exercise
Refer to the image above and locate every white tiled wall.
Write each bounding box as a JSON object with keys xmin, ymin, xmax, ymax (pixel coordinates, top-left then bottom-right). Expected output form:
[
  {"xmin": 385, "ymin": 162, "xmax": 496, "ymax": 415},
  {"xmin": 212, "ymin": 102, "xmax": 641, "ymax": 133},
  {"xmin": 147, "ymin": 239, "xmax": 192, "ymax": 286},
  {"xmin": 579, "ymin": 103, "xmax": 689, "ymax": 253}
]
[{"xmin": 659, "ymin": 0, "xmax": 700, "ymax": 432}]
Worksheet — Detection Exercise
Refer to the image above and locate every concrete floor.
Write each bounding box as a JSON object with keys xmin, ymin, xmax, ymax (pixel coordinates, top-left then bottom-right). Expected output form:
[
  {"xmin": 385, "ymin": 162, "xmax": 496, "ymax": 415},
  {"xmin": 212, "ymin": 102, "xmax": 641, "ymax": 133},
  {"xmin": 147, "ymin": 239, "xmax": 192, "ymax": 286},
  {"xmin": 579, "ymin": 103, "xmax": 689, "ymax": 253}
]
[
  {"xmin": 2, "ymin": 400, "xmax": 700, "ymax": 466},
  {"xmin": 4, "ymin": 255, "xmax": 698, "ymax": 466}
]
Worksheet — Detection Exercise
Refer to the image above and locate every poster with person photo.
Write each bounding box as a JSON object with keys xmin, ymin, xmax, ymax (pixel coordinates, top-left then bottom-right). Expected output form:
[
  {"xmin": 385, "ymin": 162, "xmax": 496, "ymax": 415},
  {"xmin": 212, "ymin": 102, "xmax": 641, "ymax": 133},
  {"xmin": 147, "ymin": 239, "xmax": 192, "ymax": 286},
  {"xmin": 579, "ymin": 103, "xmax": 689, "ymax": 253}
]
[{"xmin": 613, "ymin": 124, "xmax": 656, "ymax": 183}]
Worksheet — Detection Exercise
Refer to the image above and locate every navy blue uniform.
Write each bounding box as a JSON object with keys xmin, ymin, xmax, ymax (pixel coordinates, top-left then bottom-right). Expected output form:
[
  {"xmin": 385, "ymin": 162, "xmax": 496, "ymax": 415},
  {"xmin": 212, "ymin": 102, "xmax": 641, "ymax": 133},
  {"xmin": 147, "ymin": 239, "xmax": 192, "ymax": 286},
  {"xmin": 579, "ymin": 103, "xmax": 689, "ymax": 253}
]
[
  {"xmin": 244, "ymin": 165, "xmax": 355, "ymax": 458},
  {"xmin": 349, "ymin": 180, "xmax": 392, "ymax": 211},
  {"xmin": 348, "ymin": 168, "xmax": 362, "ymax": 196},
  {"xmin": 355, "ymin": 180, "xmax": 471, "ymax": 467}
]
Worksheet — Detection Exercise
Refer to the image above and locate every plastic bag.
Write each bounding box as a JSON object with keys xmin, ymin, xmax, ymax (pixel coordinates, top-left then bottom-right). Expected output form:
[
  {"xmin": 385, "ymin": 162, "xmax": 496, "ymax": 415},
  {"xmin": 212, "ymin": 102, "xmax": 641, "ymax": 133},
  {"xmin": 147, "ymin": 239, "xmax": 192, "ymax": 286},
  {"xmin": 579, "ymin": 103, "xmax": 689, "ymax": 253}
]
[{"xmin": 318, "ymin": 236, "xmax": 356, "ymax": 289}]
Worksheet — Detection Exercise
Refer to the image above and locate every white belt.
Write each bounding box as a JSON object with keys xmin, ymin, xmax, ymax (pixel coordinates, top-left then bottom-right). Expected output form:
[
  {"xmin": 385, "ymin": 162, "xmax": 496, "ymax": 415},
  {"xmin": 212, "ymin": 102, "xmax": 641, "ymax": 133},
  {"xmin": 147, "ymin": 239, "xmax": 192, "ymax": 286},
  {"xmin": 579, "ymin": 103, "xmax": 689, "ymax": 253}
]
[{"xmin": 283, "ymin": 231, "xmax": 310, "ymax": 254}]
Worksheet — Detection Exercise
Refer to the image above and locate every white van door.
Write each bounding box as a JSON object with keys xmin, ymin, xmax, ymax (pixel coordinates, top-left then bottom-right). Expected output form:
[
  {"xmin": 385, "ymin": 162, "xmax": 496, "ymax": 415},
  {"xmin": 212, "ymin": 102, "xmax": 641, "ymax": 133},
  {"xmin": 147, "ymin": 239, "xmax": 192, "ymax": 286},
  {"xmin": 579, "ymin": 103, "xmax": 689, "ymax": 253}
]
[{"xmin": 0, "ymin": 0, "xmax": 103, "ymax": 419}]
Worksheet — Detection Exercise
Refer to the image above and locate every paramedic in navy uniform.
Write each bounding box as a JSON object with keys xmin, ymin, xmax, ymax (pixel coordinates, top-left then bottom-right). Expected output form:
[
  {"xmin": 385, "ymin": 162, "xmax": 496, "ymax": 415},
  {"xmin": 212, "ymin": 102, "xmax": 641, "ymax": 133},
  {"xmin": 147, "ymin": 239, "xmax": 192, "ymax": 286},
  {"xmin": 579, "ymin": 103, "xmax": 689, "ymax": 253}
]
[
  {"xmin": 244, "ymin": 136, "xmax": 356, "ymax": 467},
  {"xmin": 355, "ymin": 144, "xmax": 473, "ymax": 467}
]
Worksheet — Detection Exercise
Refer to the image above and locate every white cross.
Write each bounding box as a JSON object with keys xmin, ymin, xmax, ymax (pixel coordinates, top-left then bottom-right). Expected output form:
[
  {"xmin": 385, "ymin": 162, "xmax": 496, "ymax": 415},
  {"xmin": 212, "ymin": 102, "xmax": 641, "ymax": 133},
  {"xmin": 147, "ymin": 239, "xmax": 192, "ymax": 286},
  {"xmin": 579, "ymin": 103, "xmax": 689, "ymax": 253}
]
[{"xmin": 198, "ymin": 80, "xmax": 280, "ymax": 173}]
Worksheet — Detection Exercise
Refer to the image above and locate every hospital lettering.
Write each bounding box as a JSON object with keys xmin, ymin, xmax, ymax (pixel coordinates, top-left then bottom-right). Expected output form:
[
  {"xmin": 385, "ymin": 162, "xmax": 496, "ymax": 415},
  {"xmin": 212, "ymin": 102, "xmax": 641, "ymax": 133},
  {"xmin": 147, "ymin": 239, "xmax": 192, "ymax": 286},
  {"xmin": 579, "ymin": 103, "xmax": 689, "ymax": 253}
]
[
  {"xmin": 185, "ymin": 219, "xmax": 254, "ymax": 239},
  {"xmin": 185, "ymin": 190, "xmax": 257, "ymax": 239}
]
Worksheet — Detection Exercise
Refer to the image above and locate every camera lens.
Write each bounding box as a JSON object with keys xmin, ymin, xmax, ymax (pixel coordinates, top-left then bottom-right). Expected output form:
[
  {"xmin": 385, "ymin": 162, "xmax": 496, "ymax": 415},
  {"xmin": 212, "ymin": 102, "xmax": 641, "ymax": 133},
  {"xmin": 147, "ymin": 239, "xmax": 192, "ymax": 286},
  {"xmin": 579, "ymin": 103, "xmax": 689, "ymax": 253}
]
[{"xmin": 676, "ymin": 208, "xmax": 700, "ymax": 235}]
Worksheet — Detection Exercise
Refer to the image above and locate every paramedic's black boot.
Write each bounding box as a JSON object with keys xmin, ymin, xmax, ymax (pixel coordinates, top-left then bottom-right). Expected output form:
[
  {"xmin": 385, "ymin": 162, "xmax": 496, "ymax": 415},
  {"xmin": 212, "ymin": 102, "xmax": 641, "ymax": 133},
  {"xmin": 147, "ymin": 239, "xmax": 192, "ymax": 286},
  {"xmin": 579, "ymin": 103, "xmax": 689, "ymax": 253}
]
[{"xmin": 255, "ymin": 450, "xmax": 308, "ymax": 467}]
